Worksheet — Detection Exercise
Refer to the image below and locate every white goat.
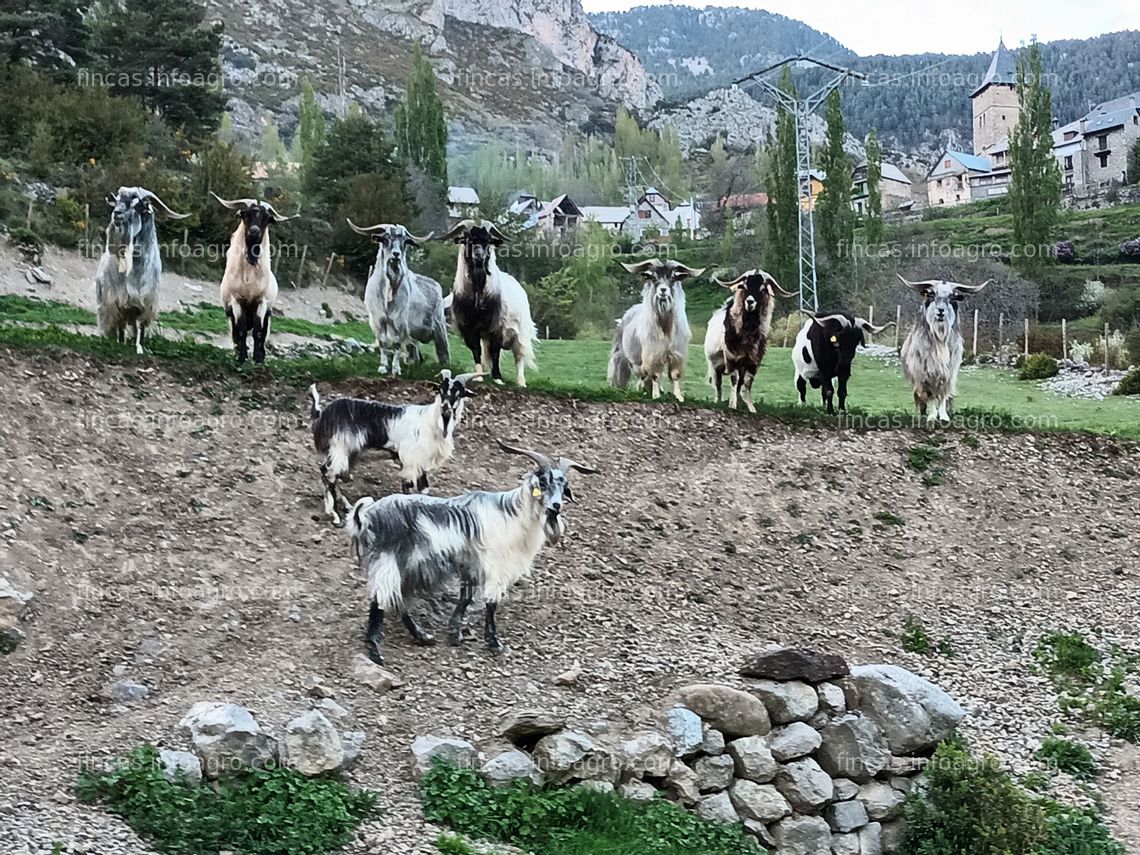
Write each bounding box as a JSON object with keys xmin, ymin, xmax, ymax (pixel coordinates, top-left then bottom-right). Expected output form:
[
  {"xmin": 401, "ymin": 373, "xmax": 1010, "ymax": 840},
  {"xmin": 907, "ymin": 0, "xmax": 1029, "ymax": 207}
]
[
  {"xmin": 347, "ymin": 220, "xmax": 449, "ymax": 375},
  {"xmin": 94, "ymin": 186, "xmax": 188, "ymax": 353},
  {"xmin": 438, "ymin": 219, "xmax": 537, "ymax": 386},
  {"xmin": 898, "ymin": 275, "xmax": 990, "ymax": 424},
  {"xmin": 213, "ymin": 194, "xmax": 297, "ymax": 364},
  {"xmin": 609, "ymin": 258, "xmax": 705, "ymax": 401},
  {"xmin": 347, "ymin": 439, "xmax": 596, "ymax": 661},
  {"xmin": 309, "ymin": 371, "xmax": 480, "ymax": 525}
]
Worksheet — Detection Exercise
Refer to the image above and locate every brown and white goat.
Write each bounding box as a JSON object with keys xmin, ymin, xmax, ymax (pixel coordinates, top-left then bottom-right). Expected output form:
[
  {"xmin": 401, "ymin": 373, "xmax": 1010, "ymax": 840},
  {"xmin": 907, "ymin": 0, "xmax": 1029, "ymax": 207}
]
[
  {"xmin": 703, "ymin": 269, "xmax": 796, "ymax": 412},
  {"xmin": 213, "ymin": 194, "xmax": 298, "ymax": 364}
]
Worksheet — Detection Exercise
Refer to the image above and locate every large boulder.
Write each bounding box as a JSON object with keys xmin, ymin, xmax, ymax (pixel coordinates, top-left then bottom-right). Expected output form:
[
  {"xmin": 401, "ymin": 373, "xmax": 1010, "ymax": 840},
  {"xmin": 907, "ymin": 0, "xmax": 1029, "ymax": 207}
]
[
  {"xmin": 746, "ymin": 679, "xmax": 818, "ymax": 724},
  {"xmin": 858, "ymin": 780, "xmax": 906, "ymax": 821},
  {"xmin": 481, "ymin": 749, "xmax": 544, "ymax": 787},
  {"xmin": 531, "ymin": 731, "xmax": 616, "ymax": 784},
  {"xmin": 816, "ymin": 714, "xmax": 890, "ymax": 782},
  {"xmin": 860, "ymin": 821, "xmax": 884, "ymax": 855},
  {"xmin": 740, "ymin": 648, "xmax": 850, "ymax": 683},
  {"xmin": 729, "ymin": 780, "xmax": 791, "ymax": 824},
  {"xmin": 622, "ymin": 731, "xmax": 674, "ymax": 778},
  {"xmin": 842, "ymin": 665, "xmax": 965, "ymax": 755},
  {"xmin": 693, "ymin": 754, "xmax": 736, "ymax": 792},
  {"xmin": 768, "ymin": 722, "xmax": 822, "ymax": 761},
  {"xmin": 677, "ymin": 684, "xmax": 770, "ymax": 737},
  {"xmin": 774, "ymin": 757, "xmax": 834, "ymax": 811},
  {"xmin": 158, "ymin": 750, "xmax": 202, "ymax": 785},
  {"xmin": 499, "ymin": 710, "xmax": 566, "ymax": 748},
  {"xmin": 696, "ymin": 791, "xmax": 739, "ymax": 824},
  {"xmin": 665, "ymin": 760, "xmax": 701, "ymax": 806},
  {"xmin": 832, "ymin": 831, "xmax": 861, "ymax": 855},
  {"xmin": 179, "ymin": 702, "xmax": 277, "ymax": 778},
  {"xmin": 411, "ymin": 736, "xmax": 479, "ymax": 779},
  {"xmin": 282, "ymin": 711, "xmax": 344, "ymax": 776},
  {"xmin": 619, "ymin": 780, "xmax": 658, "ymax": 802},
  {"xmin": 664, "ymin": 706, "xmax": 703, "ymax": 757},
  {"xmin": 825, "ymin": 799, "xmax": 870, "ymax": 833},
  {"xmin": 352, "ymin": 655, "xmax": 404, "ymax": 694},
  {"xmin": 770, "ymin": 815, "xmax": 833, "ymax": 855},
  {"xmin": 818, "ymin": 682, "xmax": 847, "ymax": 716},
  {"xmin": 702, "ymin": 726, "xmax": 726, "ymax": 756},
  {"xmin": 726, "ymin": 736, "xmax": 778, "ymax": 783}
]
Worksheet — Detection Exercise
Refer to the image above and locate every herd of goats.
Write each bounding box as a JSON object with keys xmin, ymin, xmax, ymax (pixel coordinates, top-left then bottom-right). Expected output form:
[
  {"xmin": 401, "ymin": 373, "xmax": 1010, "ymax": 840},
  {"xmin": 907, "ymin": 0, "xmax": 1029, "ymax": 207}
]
[{"xmin": 90, "ymin": 186, "xmax": 991, "ymax": 659}]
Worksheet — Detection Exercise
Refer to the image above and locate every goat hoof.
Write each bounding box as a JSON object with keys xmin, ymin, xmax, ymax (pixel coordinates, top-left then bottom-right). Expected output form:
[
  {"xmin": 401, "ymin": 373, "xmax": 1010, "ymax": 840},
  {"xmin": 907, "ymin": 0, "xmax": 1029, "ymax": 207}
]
[
  {"xmin": 448, "ymin": 632, "xmax": 464, "ymax": 646},
  {"xmin": 412, "ymin": 633, "xmax": 436, "ymax": 647},
  {"xmin": 486, "ymin": 639, "xmax": 505, "ymax": 655},
  {"xmin": 366, "ymin": 643, "xmax": 384, "ymax": 665}
]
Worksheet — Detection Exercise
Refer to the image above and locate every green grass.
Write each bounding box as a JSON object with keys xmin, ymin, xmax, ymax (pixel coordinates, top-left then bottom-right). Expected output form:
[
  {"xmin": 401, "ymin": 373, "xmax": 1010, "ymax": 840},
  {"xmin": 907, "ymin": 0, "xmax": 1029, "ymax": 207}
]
[
  {"xmin": 1035, "ymin": 632, "xmax": 1102, "ymax": 688},
  {"xmin": 75, "ymin": 744, "xmax": 377, "ymax": 855},
  {"xmin": 1035, "ymin": 737, "xmax": 1098, "ymax": 781},
  {"xmin": 419, "ymin": 762, "xmax": 759, "ymax": 855}
]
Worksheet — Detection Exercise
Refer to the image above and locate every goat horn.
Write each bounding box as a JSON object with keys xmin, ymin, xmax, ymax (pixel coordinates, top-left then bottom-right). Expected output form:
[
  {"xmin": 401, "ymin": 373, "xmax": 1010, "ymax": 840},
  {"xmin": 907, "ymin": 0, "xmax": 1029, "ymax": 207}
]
[
  {"xmin": 496, "ymin": 438, "xmax": 554, "ymax": 470},
  {"xmin": 620, "ymin": 259, "xmax": 658, "ymax": 274},
  {"xmin": 954, "ymin": 280, "xmax": 992, "ymax": 294},
  {"xmin": 139, "ymin": 189, "xmax": 190, "ymax": 219},
  {"xmin": 439, "ymin": 220, "xmax": 475, "ymax": 242},
  {"xmin": 347, "ymin": 218, "xmax": 389, "ymax": 236},
  {"xmin": 712, "ymin": 271, "xmax": 746, "ymax": 288},
  {"xmin": 453, "ymin": 372, "xmax": 483, "ymax": 385},
  {"xmin": 897, "ymin": 274, "xmax": 936, "ymax": 293},
  {"xmin": 210, "ymin": 192, "xmax": 257, "ymax": 211},
  {"xmin": 811, "ymin": 313, "xmax": 853, "ymax": 327},
  {"xmin": 487, "ymin": 223, "xmax": 511, "ymax": 242},
  {"xmin": 766, "ymin": 276, "xmax": 797, "ymax": 298},
  {"xmin": 407, "ymin": 230, "xmax": 434, "ymax": 244},
  {"xmin": 672, "ymin": 264, "xmax": 706, "ymax": 279},
  {"xmin": 557, "ymin": 457, "xmax": 599, "ymax": 478},
  {"xmin": 856, "ymin": 318, "xmax": 892, "ymax": 335},
  {"xmin": 263, "ymin": 201, "xmax": 298, "ymax": 222}
]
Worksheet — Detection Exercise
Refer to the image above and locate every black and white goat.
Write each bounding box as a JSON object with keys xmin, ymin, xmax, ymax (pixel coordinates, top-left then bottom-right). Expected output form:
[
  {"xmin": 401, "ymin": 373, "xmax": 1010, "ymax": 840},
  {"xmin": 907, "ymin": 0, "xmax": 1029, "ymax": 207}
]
[
  {"xmin": 95, "ymin": 186, "xmax": 189, "ymax": 353},
  {"xmin": 609, "ymin": 258, "xmax": 706, "ymax": 401},
  {"xmin": 347, "ymin": 220, "xmax": 449, "ymax": 375},
  {"xmin": 214, "ymin": 194, "xmax": 298, "ymax": 364},
  {"xmin": 703, "ymin": 268, "xmax": 796, "ymax": 412},
  {"xmin": 439, "ymin": 219, "xmax": 537, "ymax": 386},
  {"xmin": 898, "ymin": 275, "xmax": 990, "ymax": 424},
  {"xmin": 792, "ymin": 313, "xmax": 890, "ymax": 414},
  {"xmin": 347, "ymin": 440, "xmax": 597, "ymax": 661},
  {"xmin": 308, "ymin": 371, "xmax": 480, "ymax": 525}
]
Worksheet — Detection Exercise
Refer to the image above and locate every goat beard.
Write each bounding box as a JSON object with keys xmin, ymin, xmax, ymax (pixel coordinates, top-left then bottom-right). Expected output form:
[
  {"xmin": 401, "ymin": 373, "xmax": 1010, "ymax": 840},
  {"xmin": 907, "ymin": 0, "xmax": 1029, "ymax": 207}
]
[
  {"xmin": 115, "ymin": 234, "xmax": 136, "ymax": 276},
  {"xmin": 543, "ymin": 511, "xmax": 564, "ymax": 546}
]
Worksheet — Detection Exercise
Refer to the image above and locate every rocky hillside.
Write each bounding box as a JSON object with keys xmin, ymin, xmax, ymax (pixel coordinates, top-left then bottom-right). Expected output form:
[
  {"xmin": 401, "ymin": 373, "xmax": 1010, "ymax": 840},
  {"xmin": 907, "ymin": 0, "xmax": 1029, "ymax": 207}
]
[{"xmin": 211, "ymin": 0, "xmax": 661, "ymax": 153}]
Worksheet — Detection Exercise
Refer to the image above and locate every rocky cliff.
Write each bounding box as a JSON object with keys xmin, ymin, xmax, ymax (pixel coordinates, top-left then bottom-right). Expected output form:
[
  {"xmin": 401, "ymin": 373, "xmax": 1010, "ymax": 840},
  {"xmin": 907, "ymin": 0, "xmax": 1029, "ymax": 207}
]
[{"xmin": 209, "ymin": 0, "xmax": 660, "ymax": 153}]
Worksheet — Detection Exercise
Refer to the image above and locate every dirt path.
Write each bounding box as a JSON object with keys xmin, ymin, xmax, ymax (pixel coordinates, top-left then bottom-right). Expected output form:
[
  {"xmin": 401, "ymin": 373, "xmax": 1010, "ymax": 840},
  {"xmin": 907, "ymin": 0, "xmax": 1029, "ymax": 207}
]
[{"xmin": 1, "ymin": 349, "xmax": 1138, "ymax": 853}]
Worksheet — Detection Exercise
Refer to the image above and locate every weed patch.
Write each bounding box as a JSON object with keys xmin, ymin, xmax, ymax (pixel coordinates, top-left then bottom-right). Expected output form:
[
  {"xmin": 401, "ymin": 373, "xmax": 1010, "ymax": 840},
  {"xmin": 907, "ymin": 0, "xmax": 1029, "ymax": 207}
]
[{"xmin": 1035, "ymin": 737, "xmax": 1098, "ymax": 780}]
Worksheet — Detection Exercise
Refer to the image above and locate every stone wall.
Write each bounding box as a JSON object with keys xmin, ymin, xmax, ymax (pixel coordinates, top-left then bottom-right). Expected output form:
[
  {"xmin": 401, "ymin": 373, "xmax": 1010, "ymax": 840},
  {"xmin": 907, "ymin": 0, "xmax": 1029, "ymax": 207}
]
[{"xmin": 411, "ymin": 648, "xmax": 965, "ymax": 855}]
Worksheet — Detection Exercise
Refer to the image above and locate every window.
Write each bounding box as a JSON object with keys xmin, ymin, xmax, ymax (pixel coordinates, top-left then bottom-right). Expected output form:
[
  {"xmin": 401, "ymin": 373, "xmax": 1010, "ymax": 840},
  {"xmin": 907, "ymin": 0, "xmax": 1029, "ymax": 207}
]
[
  {"xmin": 944, "ymin": 159, "xmax": 952, "ymax": 168},
  {"xmin": 638, "ymin": 210, "xmax": 650, "ymax": 219},
  {"xmin": 1064, "ymin": 156, "xmax": 1073, "ymax": 170},
  {"xmin": 1095, "ymin": 152, "xmax": 1110, "ymax": 168},
  {"xmin": 1098, "ymin": 136, "xmax": 1109, "ymax": 151}
]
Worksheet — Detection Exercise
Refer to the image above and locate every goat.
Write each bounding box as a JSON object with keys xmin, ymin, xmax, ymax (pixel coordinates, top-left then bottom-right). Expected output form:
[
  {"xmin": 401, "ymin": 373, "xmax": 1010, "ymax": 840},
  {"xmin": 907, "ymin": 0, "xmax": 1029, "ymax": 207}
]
[
  {"xmin": 898, "ymin": 276, "xmax": 990, "ymax": 424},
  {"xmin": 308, "ymin": 370, "xmax": 480, "ymax": 525},
  {"xmin": 347, "ymin": 439, "xmax": 597, "ymax": 662},
  {"xmin": 213, "ymin": 193, "xmax": 298, "ymax": 364},
  {"xmin": 94, "ymin": 186, "xmax": 189, "ymax": 353},
  {"xmin": 609, "ymin": 259, "xmax": 706, "ymax": 401},
  {"xmin": 347, "ymin": 220, "xmax": 449, "ymax": 375},
  {"xmin": 703, "ymin": 268, "xmax": 795, "ymax": 412},
  {"xmin": 438, "ymin": 219, "xmax": 537, "ymax": 386},
  {"xmin": 792, "ymin": 313, "xmax": 890, "ymax": 414}
]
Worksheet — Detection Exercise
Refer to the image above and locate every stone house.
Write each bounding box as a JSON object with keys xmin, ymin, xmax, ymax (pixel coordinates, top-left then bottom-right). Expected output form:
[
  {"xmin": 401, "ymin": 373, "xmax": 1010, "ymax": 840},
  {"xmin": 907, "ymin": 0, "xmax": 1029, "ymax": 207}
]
[
  {"xmin": 926, "ymin": 150, "xmax": 993, "ymax": 207},
  {"xmin": 851, "ymin": 161, "xmax": 913, "ymax": 215},
  {"xmin": 447, "ymin": 186, "xmax": 480, "ymax": 222}
]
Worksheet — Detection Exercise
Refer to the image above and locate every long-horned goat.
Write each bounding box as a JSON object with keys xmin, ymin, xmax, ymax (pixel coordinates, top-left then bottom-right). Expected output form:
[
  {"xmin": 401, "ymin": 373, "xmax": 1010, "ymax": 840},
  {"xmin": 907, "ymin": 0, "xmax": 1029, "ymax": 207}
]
[
  {"xmin": 308, "ymin": 370, "xmax": 481, "ymax": 525},
  {"xmin": 898, "ymin": 275, "xmax": 990, "ymax": 424},
  {"xmin": 792, "ymin": 313, "xmax": 891, "ymax": 414},
  {"xmin": 347, "ymin": 220, "xmax": 449, "ymax": 375},
  {"xmin": 609, "ymin": 259, "xmax": 706, "ymax": 402},
  {"xmin": 438, "ymin": 219, "xmax": 537, "ymax": 386},
  {"xmin": 213, "ymin": 193, "xmax": 298, "ymax": 364},
  {"xmin": 347, "ymin": 439, "xmax": 597, "ymax": 662},
  {"xmin": 95, "ymin": 186, "xmax": 189, "ymax": 353},
  {"xmin": 703, "ymin": 268, "xmax": 796, "ymax": 412}
]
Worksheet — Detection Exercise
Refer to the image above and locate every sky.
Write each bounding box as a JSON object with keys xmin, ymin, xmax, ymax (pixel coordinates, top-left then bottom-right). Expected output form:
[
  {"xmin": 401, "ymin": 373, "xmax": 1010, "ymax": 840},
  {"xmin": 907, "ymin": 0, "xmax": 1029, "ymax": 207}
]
[{"xmin": 580, "ymin": 0, "xmax": 1140, "ymax": 56}]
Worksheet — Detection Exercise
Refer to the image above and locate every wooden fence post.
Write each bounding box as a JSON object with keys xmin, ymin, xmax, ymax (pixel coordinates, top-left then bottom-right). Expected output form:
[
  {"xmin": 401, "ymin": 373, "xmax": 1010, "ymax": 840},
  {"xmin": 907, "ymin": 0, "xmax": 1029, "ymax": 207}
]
[
  {"xmin": 181, "ymin": 227, "xmax": 189, "ymax": 274},
  {"xmin": 782, "ymin": 319, "xmax": 789, "ymax": 348},
  {"xmin": 321, "ymin": 254, "xmax": 336, "ymax": 288},
  {"xmin": 894, "ymin": 305, "xmax": 901, "ymax": 350},
  {"xmin": 297, "ymin": 245, "xmax": 309, "ymax": 288},
  {"xmin": 1104, "ymin": 322, "xmax": 1110, "ymax": 371},
  {"xmin": 25, "ymin": 198, "xmax": 33, "ymax": 229},
  {"xmin": 972, "ymin": 309, "xmax": 979, "ymax": 357},
  {"xmin": 1061, "ymin": 318, "xmax": 1068, "ymax": 360},
  {"xmin": 867, "ymin": 305, "xmax": 875, "ymax": 343},
  {"xmin": 1024, "ymin": 318, "xmax": 1030, "ymax": 358},
  {"xmin": 84, "ymin": 203, "xmax": 90, "ymax": 255},
  {"xmin": 998, "ymin": 312, "xmax": 1004, "ymax": 351}
]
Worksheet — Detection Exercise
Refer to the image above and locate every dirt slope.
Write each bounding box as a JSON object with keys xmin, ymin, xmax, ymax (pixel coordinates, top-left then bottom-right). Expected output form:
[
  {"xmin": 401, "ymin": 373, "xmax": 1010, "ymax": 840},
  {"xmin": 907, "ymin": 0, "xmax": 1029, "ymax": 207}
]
[{"xmin": 1, "ymin": 349, "xmax": 1138, "ymax": 853}]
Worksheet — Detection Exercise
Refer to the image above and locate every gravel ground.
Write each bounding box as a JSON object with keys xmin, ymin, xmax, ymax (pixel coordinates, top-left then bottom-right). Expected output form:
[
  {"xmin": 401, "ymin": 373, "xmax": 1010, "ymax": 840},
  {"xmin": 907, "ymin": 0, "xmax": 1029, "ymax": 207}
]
[{"xmin": 1, "ymin": 349, "xmax": 1138, "ymax": 853}]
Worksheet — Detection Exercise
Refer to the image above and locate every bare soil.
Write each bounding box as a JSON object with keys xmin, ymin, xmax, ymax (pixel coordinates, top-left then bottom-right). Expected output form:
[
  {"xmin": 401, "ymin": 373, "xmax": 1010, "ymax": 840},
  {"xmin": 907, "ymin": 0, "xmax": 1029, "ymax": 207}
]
[{"xmin": 1, "ymin": 348, "xmax": 1138, "ymax": 853}]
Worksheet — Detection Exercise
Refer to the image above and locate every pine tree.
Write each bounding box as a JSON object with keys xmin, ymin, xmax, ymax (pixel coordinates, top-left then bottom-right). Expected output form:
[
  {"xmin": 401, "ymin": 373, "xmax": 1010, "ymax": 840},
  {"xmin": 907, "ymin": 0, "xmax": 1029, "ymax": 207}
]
[
  {"xmin": 0, "ymin": 0, "xmax": 88, "ymax": 77},
  {"xmin": 816, "ymin": 89, "xmax": 854, "ymax": 262},
  {"xmin": 764, "ymin": 69, "xmax": 799, "ymax": 296},
  {"xmin": 90, "ymin": 0, "xmax": 224, "ymax": 141},
  {"xmin": 1008, "ymin": 40, "xmax": 1062, "ymax": 275},
  {"xmin": 296, "ymin": 78, "xmax": 326, "ymax": 196},
  {"xmin": 864, "ymin": 129, "xmax": 884, "ymax": 245},
  {"xmin": 393, "ymin": 43, "xmax": 448, "ymax": 184}
]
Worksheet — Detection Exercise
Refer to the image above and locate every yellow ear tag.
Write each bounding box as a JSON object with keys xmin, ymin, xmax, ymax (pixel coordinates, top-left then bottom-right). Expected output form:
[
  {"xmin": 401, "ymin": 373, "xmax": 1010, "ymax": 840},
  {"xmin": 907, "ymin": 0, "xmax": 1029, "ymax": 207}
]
[
  {"xmin": 532, "ymin": 487, "xmax": 542, "ymax": 498},
  {"xmin": 830, "ymin": 335, "xmax": 838, "ymax": 344}
]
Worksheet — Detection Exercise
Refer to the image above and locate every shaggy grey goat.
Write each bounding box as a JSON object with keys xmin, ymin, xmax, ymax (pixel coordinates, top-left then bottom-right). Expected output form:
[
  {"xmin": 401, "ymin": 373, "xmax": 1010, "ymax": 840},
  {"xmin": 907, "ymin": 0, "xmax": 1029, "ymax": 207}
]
[
  {"xmin": 898, "ymin": 275, "xmax": 990, "ymax": 424},
  {"xmin": 347, "ymin": 220, "xmax": 449, "ymax": 375},
  {"xmin": 309, "ymin": 371, "xmax": 480, "ymax": 525},
  {"xmin": 346, "ymin": 439, "xmax": 597, "ymax": 662},
  {"xmin": 95, "ymin": 186, "xmax": 189, "ymax": 353}
]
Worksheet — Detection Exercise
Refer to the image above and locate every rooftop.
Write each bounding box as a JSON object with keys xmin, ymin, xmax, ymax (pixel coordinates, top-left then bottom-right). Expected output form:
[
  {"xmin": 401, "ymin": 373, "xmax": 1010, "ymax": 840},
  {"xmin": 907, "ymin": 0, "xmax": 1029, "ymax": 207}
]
[{"xmin": 971, "ymin": 39, "xmax": 1018, "ymax": 97}]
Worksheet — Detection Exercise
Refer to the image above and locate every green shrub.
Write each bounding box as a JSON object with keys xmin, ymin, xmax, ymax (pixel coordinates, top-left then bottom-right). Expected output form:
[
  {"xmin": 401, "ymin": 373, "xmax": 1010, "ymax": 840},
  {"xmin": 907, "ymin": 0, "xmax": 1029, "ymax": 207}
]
[
  {"xmin": 1038, "ymin": 808, "xmax": 1126, "ymax": 855},
  {"xmin": 900, "ymin": 737, "xmax": 1046, "ymax": 855},
  {"xmin": 75, "ymin": 744, "xmax": 377, "ymax": 855},
  {"xmin": 1034, "ymin": 737, "xmax": 1097, "ymax": 780},
  {"xmin": 1114, "ymin": 367, "xmax": 1140, "ymax": 396},
  {"xmin": 1034, "ymin": 632, "xmax": 1101, "ymax": 687},
  {"xmin": 1019, "ymin": 353, "xmax": 1060, "ymax": 381},
  {"xmin": 6, "ymin": 226, "xmax": 44, "ymax": 256},
  {"xmin": 530, "ymin": 268, "xmax": 581, "ymax": 339},
  {"xmin": 1090, "ymin": 670, "xmax": 1140, "ymax": 742},
  {"xmin": 420, "ymin": 761, "xmax": 759, "ymax": 855}
]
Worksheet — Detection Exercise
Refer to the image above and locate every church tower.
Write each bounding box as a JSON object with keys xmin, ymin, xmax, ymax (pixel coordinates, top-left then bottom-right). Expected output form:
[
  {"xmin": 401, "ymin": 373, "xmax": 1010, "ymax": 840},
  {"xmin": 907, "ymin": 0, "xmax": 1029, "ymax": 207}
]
[{"xmin": 971, "ymin": 40, "xmax": 1020, "ymax": 155}]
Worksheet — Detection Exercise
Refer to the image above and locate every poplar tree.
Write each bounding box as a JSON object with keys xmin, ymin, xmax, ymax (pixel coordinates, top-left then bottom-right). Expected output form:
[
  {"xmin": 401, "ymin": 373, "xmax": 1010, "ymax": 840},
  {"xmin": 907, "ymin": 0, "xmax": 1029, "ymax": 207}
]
[
  {"xmin": 864, "ymin": 129, "xmax": 885, "ymax": 245},
  {"xmin": 394, "ymin": 43, "xmax": 448, "ymax": 184}
]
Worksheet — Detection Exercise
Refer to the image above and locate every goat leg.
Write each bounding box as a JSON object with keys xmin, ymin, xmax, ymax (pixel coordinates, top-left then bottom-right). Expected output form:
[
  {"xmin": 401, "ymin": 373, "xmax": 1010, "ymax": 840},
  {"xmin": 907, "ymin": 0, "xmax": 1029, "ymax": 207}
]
[
  {"xmin": 743, "ymin": 373, "xmax": 757, "ymax": 414},
  {"xmin": 448, "ymin": 581, "xmax": 475, "ymax": 645},
  {"xmin": 796, "ymin": 375, "xmax": 808, "ymax": 405},
  {"xmin": 365, "ymin": 601, "xmax": 384, "ymax": 664},
  {"xmin": 252, "ymin": 308, "xmax": 270, "ymax": 364},
  {"xmin": 401, "ymin": 610, "xmax": 436, "ymax": 646},
  {"xmin": 415, "ymin": 472, "xmax": 429, "ymax": 494},
  {"xmin": 490, "ymin": 346, "xmax": 504, "ymax": 385},
  {"xmin": 713, "ymin": 367, "xmax": 724, "ymax": 403},
  {"xmin": 483, "ymin": 602, "xmax": 504, "ymax": 654}
]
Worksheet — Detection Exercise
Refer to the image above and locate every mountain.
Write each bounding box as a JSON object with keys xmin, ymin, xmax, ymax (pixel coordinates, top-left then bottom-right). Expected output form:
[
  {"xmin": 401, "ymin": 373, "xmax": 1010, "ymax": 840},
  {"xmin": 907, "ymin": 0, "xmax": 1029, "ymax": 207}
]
[
  {"xmin": 210, "ymin": 0, "xmax": 661, "ymax": 154},
  {"xmin": 592, "ymin": 7, "xmax": 1140, "ymax": 152}
]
